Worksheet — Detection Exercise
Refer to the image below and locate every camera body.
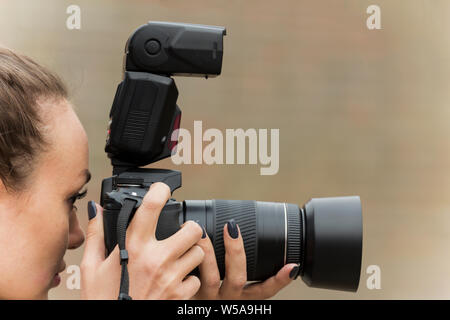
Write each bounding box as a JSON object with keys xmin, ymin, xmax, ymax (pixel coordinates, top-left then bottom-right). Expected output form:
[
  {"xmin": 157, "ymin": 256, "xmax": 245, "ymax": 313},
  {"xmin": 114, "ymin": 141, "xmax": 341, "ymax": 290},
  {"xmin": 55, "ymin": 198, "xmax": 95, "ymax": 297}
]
[{"xmin": 101, "ymin": 168, "xmax": 183, "ymax": 254}]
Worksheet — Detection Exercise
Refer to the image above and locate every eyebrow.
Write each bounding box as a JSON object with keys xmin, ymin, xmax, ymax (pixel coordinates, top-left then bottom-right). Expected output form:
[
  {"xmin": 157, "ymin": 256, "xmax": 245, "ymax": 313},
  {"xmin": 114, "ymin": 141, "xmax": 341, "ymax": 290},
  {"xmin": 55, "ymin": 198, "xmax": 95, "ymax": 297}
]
[{"xmin": 68, "ymin": 169, "xmax": 92, "ymax": 197}]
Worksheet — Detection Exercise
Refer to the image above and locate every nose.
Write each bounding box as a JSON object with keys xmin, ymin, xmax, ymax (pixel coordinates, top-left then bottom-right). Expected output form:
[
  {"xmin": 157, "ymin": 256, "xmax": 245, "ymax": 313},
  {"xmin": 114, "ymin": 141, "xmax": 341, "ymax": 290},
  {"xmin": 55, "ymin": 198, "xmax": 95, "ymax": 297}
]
[{"xmin": 68, "ymin": 209, "xmax": 85, "ymax": 249}]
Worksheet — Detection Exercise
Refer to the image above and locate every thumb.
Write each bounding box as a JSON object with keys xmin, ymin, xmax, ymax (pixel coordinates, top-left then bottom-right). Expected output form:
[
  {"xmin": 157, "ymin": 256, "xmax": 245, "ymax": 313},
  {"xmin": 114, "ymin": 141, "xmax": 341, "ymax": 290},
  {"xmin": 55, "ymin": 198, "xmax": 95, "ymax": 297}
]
[{"xmin": 82, "ymin": 201, "xmax": 106, "ymax": 267}]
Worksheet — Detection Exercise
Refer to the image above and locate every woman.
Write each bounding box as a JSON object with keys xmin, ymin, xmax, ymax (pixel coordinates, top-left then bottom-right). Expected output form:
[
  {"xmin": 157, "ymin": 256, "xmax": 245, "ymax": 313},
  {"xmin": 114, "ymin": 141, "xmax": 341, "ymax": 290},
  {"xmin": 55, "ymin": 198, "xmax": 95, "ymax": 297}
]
[{"xmin": 0, "ymin": 47, "xmax": 299, "ymax": 299}]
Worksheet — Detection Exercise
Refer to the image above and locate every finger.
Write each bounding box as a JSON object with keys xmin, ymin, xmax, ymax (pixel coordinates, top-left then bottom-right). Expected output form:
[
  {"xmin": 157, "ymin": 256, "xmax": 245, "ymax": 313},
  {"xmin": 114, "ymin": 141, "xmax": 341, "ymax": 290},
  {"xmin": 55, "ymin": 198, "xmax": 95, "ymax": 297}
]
[
  {"xmin": 196, "ymin": 231, "xmax": 221, "ymax": 298},
  {"xmin": 81, "ymin": 201, "xmax": 106, "ymax": 269},
  {"xmin": 219, "ymin": 220, "xmax": 247, "ymax": 297},
  {"xmin": 176, "ymin": 245, "xmax": 205, "ymax": 280},
  {"xmin": 127, "ymin": 182, "xmax": 171, "ymax": 242},
  {"xmin": 242, "ymin": 264, "xmax": 295, "ymax": 299},
  {"xmin": 161, "ymin": 220, "xmax": 203, "ymax": 259},
  {"xmin": 178, "ymin": 275, "xmax": 201, "ymax": 300}
]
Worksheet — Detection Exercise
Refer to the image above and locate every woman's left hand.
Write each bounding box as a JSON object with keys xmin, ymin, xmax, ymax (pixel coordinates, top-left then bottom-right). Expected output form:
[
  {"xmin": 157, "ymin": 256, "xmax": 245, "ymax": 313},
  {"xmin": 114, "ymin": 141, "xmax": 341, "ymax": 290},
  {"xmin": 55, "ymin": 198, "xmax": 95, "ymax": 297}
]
[{"xmin": 193, "ymin": 219, "xmax": 299, "ymax": 300}]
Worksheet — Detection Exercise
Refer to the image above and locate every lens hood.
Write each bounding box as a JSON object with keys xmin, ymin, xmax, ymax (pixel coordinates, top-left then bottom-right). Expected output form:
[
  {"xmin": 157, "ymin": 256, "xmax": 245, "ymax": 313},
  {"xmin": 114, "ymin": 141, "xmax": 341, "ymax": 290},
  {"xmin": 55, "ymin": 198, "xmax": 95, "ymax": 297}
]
[{"xmin": 301, "ymin": 196, "xmax": 363, "ymax": 292}]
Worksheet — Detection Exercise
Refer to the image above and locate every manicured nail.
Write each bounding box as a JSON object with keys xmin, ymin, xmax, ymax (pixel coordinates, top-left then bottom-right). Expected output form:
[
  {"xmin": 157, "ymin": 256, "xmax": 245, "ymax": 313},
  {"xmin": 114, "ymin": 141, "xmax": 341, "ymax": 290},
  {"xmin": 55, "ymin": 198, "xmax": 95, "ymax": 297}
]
[
  {"xmin": 289, "ymin": 264, "xmax": 300, "ymax": 280},
  {"xmin": 227, "ymin": 219, "xmax": 239, "ymax": 239},
  {"xmin": 87, "ymin": 201, "xmax": 97, "ymax": 220},
  {"xmin": 201, "ymin": 226, "xmax": 207, "ymax": 239},
  {"xmin": 194, "ymin": 220, "xmax": 206, "ymax": 238}
]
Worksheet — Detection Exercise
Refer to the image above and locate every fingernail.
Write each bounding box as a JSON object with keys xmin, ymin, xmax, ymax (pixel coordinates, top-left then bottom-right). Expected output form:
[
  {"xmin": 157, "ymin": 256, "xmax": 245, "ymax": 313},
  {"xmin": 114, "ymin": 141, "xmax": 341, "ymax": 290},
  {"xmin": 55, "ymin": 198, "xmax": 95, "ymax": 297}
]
[
  {"xmin": 201, "ymin": 227, "xmax": 207, "ymax": 239},
  {"xmin": 227, "ymin": 219, "xmax": 239, "ymax": 239},
  {"xmin": 195, "ymin": 220, "xmax": 206, "ymax": 238},
  {"xmin": 289, "ymin": 264, "xmax": 300, "ymax": 280},
  {"xmin": 87, "ymin": 200, "xmax": 97, "ymax": 220}
]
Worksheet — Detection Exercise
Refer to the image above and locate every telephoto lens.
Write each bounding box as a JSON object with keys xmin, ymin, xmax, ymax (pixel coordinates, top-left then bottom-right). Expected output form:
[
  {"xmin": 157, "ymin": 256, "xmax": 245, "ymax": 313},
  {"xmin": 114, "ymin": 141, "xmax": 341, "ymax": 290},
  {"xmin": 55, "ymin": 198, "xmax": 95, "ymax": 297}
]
[
  {"xmin": 180, "ymin": 196, "xmax": 362, "ymax": 292},
  {"xmin": 104, "ymin": 194, "xmax": 362, "ymax": 292}
]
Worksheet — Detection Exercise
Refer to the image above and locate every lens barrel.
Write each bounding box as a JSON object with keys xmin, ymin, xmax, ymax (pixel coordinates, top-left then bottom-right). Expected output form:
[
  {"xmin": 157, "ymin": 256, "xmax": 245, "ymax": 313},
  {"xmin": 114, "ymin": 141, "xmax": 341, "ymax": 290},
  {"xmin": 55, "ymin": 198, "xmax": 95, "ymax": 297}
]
[{"xmin": 184, "ymin": 196, "xmax": 362, "ymax": 291}]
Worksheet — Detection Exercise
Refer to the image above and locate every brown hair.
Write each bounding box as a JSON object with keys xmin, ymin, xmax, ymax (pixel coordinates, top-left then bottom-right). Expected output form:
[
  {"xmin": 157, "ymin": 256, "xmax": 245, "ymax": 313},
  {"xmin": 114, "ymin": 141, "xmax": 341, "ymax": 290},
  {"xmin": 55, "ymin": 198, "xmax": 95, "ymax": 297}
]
[{"xmin": 0, "ymin": 47, "xmax": 68, "ymax": 192}]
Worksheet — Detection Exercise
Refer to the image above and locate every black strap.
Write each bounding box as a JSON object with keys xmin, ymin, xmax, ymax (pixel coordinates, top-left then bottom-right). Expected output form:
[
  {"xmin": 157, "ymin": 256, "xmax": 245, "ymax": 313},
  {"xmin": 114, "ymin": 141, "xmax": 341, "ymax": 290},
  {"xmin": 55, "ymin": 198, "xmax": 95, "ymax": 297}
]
[{"xmin": 117, "ymin": 198, "xmax": 137, "ymax": 300}]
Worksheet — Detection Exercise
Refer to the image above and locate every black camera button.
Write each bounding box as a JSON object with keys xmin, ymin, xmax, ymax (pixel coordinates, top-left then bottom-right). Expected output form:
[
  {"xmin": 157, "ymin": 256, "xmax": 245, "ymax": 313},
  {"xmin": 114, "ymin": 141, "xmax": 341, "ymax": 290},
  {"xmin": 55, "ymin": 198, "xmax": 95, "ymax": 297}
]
[{"xmin": 145, "ymin": 39, "xmax": 161, "ymax": 55}]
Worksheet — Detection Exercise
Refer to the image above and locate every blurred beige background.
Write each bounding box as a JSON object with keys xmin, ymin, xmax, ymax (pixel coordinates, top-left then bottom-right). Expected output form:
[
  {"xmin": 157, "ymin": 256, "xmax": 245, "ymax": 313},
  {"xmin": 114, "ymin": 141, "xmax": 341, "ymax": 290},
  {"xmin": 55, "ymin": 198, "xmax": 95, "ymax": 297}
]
[{"xmin": 1, "ymin": 0, "xmax": 449, "ymax": 299}]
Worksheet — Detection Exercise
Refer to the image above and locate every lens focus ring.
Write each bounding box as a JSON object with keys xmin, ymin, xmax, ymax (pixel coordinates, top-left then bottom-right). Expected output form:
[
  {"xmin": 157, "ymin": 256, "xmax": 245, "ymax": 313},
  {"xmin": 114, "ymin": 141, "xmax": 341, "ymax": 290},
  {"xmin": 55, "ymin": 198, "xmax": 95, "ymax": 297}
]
[
  {"xmin": 286, "ymin": 204, "xmax": 301, "ymax": 265},
  {"xmin": 213, "ymin": 200, "xmax": 257, "ymax": 280}
]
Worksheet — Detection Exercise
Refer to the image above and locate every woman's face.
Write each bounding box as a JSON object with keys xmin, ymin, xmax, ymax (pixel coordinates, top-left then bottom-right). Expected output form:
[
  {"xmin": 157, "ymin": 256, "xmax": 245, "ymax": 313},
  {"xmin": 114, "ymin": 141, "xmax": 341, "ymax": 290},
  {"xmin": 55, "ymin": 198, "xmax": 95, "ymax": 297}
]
[{"xmin": 0, "ymin": 98, "xmax": 89, "ymax": 299}]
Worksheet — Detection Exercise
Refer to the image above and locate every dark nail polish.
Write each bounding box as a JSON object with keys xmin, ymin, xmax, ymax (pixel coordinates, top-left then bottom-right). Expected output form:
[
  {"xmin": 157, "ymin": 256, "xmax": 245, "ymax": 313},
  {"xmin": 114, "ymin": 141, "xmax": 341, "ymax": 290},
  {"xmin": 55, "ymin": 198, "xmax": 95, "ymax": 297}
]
[
  {"xmin": 87, "ymin": 201, "xmax": 97, "ymax": 220},
  {"xmin": 194, "ymin": 220, "xmax": 206, "ymax": 238},
  {"xmin": 289, "ymin": 264, "xmax": 300, "ymax": 280},
  {"xmin": 201, "ymin": 227, "xmax": 207, "ymax": 239},
  {"xmin": 294, "ymin": 268, "xmax": 301, "ymax": 280},
  {"xmin": 227, "ymin": 219, "xmax": 239, "ymax": 239}
]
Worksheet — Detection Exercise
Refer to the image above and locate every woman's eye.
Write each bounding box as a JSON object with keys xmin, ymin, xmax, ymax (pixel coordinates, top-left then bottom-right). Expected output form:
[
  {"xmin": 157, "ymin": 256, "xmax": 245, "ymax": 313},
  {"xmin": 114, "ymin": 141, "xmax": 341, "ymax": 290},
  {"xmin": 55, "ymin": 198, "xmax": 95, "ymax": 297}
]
[{"xmin": 68, "ymin": 189, "xmax": 87, "ymax": 208}]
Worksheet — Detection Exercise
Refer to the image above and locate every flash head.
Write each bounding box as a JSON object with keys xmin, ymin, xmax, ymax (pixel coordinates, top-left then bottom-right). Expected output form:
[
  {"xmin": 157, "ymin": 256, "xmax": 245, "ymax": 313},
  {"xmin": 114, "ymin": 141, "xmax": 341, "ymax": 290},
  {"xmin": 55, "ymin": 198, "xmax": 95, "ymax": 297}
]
[
  {"xmin": 105, "ymin": 21, "xmax": 226, "ymax": 168},
  {"xmin": 124, "ymin": 21, "xmax": 226, "ymax": 77}
]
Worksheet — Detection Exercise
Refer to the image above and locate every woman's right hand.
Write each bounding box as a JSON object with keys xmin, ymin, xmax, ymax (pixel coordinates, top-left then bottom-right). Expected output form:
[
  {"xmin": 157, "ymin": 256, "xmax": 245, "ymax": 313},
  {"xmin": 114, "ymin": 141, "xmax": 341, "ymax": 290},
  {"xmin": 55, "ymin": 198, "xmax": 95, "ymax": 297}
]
[{"xmin": 80, "ymin": 182, "xmax": 205, "ymax": 300}]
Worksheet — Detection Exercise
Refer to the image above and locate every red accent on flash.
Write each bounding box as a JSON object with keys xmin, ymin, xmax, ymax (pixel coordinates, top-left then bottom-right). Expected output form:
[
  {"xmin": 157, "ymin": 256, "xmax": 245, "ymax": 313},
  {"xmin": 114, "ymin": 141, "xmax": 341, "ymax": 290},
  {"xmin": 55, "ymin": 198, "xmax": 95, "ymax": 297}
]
[{"xmin": 168, "ymin": 113, "xmax": 181, "ymax": 151}]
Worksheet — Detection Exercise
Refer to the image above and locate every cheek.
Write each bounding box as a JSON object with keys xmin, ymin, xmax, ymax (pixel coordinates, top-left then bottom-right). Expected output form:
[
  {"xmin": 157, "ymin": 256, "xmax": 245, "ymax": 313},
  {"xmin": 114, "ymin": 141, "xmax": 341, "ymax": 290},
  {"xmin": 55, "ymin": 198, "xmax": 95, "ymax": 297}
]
[
  {"xmin": 27, "ymin": 201, "xmax": 70, "ymax": 270},
  {"xmin": 31, "ymin": 204, "xmax": 70, "ymax": 289},
  {"xmin": 40, "ymin": 205, "xmax": 70, "ymax": 258},
  {"xmin": 0, "ymin": 200, "xmax": 70, "ymax": 298}
]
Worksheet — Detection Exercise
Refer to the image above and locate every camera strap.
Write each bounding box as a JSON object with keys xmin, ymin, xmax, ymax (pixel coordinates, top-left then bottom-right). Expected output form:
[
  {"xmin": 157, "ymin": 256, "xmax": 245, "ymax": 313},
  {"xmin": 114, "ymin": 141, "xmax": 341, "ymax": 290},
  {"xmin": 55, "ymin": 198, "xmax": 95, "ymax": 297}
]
[{"xmin": 116, "ymin": 198, "xmax": 137, "ymax": 300}]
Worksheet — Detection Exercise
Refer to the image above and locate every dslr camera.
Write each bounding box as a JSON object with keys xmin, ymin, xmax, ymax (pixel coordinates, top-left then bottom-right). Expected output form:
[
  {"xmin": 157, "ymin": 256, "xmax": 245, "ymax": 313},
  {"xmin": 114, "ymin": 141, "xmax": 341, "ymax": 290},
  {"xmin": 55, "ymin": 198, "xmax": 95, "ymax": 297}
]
[{"xmin": 100, "ymin": 21, "xmax": 363, "ymax": 299}]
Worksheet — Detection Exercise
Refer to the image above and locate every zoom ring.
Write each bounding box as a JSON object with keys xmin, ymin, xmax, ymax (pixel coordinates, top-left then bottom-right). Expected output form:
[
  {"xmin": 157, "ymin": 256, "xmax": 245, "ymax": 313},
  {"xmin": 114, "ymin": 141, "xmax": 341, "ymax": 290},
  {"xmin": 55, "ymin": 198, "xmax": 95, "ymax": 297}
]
[
  {"xmin": 286, "ymin": 203, "xmax": 301, "ymax": 265},
  {"xmin": 213, "ymin": 200, "xmax": 257, "ymax": 280}
]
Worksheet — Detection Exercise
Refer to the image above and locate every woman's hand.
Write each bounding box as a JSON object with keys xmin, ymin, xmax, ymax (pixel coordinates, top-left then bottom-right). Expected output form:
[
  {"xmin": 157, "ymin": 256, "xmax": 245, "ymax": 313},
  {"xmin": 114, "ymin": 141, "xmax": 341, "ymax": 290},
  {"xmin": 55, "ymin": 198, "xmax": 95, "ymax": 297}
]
[
  {"xmin": 80, "ymin": 182, "xmax": 205, "ymax": 300},
  {"xmin": 193, "ymin": 219, "xmax": 299, "ymax": 300}
]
